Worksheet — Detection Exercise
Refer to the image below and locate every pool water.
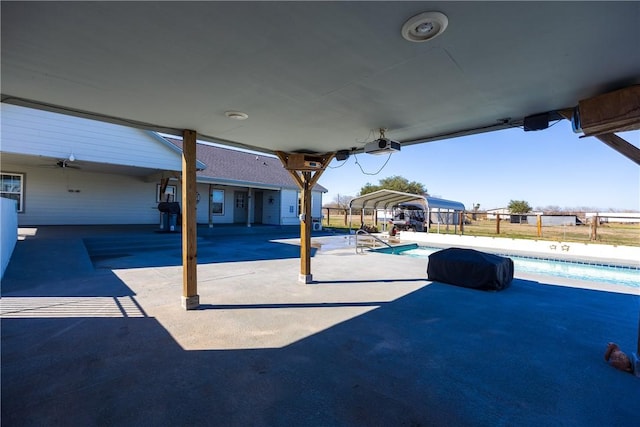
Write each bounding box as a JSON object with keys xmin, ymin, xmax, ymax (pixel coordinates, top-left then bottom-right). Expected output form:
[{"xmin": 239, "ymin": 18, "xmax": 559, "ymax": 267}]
[{"xmin": 399, "ymin": 247, "xmax": 640, "ymax": 289}]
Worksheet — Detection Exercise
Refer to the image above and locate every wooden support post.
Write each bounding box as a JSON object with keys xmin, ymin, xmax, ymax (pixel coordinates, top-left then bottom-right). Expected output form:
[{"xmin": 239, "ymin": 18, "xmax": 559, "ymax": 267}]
[
  {"xmin": 496, "ymin": 214, "xmax": 501, "ymax": 235},
  {"xmin": 275, "ymin": 151, "xmax": 335, "ymax": 283},
  {"xmin": 300, "ymin": 172, "xmax": 312, "ymax": 281},
  {"xmin": 591, "ymin": 215, "xmax": 598, "ymax": 241},
  {"xmin": 537, "ymin": 215, "xmax": 542, "ymax": 237},
  {"xmin": 181, "ymin": 129, "xmax": 199, "ymax": 310}
]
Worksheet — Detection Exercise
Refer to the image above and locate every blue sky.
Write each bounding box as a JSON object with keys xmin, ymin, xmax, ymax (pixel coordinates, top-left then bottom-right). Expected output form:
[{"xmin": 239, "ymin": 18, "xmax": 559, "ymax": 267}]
[{"xmin": 317, "ymin": 122, "xmax": 639, "ymax": 211}]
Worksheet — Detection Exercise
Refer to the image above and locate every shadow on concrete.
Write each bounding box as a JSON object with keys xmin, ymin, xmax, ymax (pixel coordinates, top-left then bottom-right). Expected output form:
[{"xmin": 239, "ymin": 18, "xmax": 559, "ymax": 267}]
[{"xmin": 2, "ymin": 277, "xmax": 638, "ymax": 426}]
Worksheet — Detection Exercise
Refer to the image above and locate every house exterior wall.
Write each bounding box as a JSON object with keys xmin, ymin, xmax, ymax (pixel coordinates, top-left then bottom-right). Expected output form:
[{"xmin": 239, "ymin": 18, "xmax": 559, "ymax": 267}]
[
  {"xmin": 280, "ymin": 189, "xmax": 299, "ymax": 225},
  {"xmin": 311, "ymin": 191, "xmax": 323, "ymax": 220},
  {"xmin": 279, "ymin": 189, "xmax": 323, "ymax": 225},
  {"xmin": 258, "ymin": 190, "xmax": 281, "ymax": 225},
  {"xmin": 1, "ymin": 104, "xmax": 182, "ymax": 171},
  {"xmin": 3, "ymin": 163, "xmax": 165, "ymax": 225}
]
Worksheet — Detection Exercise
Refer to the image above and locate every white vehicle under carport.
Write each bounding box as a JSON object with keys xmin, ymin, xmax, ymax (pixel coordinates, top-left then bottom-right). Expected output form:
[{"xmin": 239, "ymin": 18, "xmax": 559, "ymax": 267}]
[
  {"xmin": 348, "ymin": 189, "xmax": 466, "ymax": 234},
  {"xmin": 391, "ymin": 202, "xmax": 428, "ymax": 232}
]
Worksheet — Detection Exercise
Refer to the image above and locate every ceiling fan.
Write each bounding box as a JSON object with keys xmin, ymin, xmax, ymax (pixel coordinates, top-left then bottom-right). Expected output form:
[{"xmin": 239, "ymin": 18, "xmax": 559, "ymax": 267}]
[
  {"xmin": 55, "ymin": 159, "xmax": 81, "ymax": 169},
  {"xmin": 38, "ymin": 157, "xmax": 82, "ymax": 169}
]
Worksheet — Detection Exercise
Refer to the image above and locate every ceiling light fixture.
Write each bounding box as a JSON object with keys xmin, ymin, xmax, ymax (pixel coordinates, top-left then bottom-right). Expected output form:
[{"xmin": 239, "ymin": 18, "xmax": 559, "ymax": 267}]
[
  {"xmin": 401, "ymin": 11, "xmax": 448, "ymax": 43},
  {"xmin": 225, "ymin": 111, "xmax": 248, "ymax": 120}
]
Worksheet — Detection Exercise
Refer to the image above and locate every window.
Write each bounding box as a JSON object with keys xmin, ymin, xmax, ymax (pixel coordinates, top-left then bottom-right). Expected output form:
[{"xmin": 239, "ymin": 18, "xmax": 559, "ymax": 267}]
[
  {"xmin": 235, "ymin": 192, "xmax": 245, "ymax": 208},
  {"xmin": 0, "ymin": 173, "xmax": 24, "ymax": 212},
  {"xmin": 156, "ymin": 184, "xmax": 177, "ymax": 202},
  {"xmin": 212, "ymin": 189, "xmax": 224, "ymax": 215}
]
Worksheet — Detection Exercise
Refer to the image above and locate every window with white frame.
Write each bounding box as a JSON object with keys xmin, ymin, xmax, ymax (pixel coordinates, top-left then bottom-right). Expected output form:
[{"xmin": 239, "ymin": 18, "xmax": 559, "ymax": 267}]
[
  {"xmin": 0, "ymin": 173, "xmax": 24, "ymax": 212},
  {"xmin": 156, "ymin": 184, "xmax": 177, "ymax": 203},
  {"xmin": 212, "ymin": 189, "xmax": 224, "ymax": 215}
]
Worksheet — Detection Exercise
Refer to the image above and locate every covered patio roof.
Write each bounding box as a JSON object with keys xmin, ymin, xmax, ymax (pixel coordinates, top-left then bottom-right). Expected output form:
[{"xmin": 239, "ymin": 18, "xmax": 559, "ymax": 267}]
[{"xmin": 349, "ymin": 189, "xmax": 465, "ymax": 211}]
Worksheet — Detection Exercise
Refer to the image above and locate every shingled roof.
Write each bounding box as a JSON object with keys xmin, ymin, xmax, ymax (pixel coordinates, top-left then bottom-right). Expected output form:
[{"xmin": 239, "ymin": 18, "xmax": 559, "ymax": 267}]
[{"xmin": 164, "ymin": 136, "xmax": 327, "ymax": 192}]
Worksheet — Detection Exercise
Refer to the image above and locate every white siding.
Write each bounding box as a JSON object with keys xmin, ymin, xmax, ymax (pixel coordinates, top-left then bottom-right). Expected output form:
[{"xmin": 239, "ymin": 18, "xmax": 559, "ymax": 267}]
[
  {"xmin": 311, "ymin": 191, "xmax": 323, "ymax": 219},
  {"xmin": 280, "ymin": 189, "xmax": 299, "ymax": 225},
  {"xmin": 198, "ymin": 185, "xmax": 236, "ymax": 224},
  {"xmin": 4, "ymin": 163, "xmax": 169, "ymax": 225},
  {"xmin": 260, "ymin": 190, "xmax": 280, "ymax": 225},
  {"xmin": 1, "ymin": 104, "xmax": 182, "ymax": 171}
]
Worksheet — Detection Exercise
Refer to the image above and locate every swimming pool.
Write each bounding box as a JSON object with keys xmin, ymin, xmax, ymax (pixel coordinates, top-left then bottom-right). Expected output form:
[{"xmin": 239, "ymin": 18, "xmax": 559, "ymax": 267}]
[{"xmin": 397, "ymin": 246, "xmax": 640, "ymax": 289}]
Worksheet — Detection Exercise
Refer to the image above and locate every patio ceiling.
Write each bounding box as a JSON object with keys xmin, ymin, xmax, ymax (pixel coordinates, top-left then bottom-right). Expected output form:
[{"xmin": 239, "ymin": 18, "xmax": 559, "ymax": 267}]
[{"xmin": 1, "ymin": 1, "xmax": 638, "ymax": 155}]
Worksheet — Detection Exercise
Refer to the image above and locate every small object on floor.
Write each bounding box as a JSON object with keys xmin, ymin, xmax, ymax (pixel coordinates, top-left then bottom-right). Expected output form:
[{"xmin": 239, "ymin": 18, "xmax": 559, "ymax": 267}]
[{"xmin": 604, "ymin": 342, "xmax": 633, "ymax": 373}]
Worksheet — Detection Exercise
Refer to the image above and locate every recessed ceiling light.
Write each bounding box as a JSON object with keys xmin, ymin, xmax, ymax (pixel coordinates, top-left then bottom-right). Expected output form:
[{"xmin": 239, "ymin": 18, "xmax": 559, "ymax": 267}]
[
  {"xmin": 225, "ymin": 111, "xmax": 248, "ymax": 120},
  {"xmin": 401, "ymin": 12, "xmax": 448, "ymax": 43}
]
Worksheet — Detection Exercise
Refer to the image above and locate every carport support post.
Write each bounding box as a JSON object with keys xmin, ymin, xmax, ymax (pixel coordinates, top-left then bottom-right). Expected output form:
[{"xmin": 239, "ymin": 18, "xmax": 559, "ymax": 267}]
[
  {"xmin": 275, "ymin": 151, "xmax": 335, "ymax": 284},
  {"xmin": 181, "ymin": 129, "xmax": 199, "ymax": 310}
]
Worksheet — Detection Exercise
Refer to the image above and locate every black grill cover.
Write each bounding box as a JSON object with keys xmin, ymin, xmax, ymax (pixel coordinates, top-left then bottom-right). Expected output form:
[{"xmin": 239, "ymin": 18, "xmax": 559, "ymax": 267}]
[
  {"xmin": 158, "ymin": 202, "xmax": 181, "ymax": 214},
  {"xmin": 427, "ymin": 248, "xmax": 513, "ymax": 291}
]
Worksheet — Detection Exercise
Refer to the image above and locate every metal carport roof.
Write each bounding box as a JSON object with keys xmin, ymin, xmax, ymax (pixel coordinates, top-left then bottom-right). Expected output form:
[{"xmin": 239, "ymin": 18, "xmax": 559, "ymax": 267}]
[{"xmin": 349, "ymin": 189, "xmax": 465, "ymax": 211}]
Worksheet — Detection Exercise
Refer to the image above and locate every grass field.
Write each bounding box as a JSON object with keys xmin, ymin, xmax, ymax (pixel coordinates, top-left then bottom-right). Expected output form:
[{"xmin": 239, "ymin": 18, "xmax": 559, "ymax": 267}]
[{"xmin": 322, "ymin": 213, "xmax": 640, "ymax": 247}]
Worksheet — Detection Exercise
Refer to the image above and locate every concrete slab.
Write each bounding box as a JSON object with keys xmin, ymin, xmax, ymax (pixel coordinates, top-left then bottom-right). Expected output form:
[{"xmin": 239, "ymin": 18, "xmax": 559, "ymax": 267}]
[{"xmin": 2, "ymin": 226, "xmax": 639, "ymax": 426}]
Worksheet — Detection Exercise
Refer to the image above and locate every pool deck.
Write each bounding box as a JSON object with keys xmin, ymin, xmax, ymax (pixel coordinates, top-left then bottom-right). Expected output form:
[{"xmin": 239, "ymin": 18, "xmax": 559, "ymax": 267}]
[{"xmin": 1, "ymin": 225, "xmax": 639, "ymax": 426}]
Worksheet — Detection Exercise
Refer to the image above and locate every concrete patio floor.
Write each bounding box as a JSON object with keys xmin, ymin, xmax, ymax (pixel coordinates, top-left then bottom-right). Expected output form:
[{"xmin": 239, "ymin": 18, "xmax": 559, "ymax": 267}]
[{"xmin": 1, "ymin": 225, "xmax": 639, "ymax": 426}]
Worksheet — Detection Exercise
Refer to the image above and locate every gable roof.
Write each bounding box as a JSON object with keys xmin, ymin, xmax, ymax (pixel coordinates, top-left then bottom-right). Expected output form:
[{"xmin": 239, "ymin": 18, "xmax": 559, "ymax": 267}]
[{"xmin": 164, "ymin": 136, "xmax": 327, "ymax": 192}]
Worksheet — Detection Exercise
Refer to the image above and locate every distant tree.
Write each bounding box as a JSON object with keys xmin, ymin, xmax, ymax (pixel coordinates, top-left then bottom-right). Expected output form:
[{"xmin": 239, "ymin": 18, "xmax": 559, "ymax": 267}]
[
  {"xmin": 471, "ymin": 203, "xmax": 481, "ymax": 220},
  {"xmin": 359, "ymin": 175, "xmax": 426, "ymax": 196},
  {"xmin": 333, "ymin": 194, "xmax": 354, "ymax": 209},
  {"xmin": 508, "ymin": 200, "xmax": 532, "ymax": 214}
]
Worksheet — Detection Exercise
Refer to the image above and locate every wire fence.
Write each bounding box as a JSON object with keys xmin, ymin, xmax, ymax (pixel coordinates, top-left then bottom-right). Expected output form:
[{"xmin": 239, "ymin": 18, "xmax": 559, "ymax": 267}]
[{"xmin": 322, "ymin": 208, "xmax": 640, "ymax": 247}]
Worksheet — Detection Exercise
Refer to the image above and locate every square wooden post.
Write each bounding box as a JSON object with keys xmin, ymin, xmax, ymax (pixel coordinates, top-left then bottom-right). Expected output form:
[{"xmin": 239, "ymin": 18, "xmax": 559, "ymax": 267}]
[
  {"xmin": 275, "ymin": 151, "xmax": 335, "ymax": 283},
  {"xmin": 181, "ymin": 129, "xmax": 199, "ymax": 309}
]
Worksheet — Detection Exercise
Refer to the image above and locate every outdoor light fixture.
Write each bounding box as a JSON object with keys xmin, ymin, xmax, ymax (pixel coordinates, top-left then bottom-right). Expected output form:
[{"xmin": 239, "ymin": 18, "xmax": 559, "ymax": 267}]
[
  {"xmin": 401, "ymin": 11, "xmax": 448, "ymax": 42},
  {"xmin": 224, "ymin": 111, "xmax": 248, "ymax": 120}
]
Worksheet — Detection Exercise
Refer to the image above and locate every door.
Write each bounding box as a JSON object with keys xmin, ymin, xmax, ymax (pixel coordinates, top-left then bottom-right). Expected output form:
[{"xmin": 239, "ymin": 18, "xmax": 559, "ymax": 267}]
[{"xmin": 233, "ymin": 191, "xmax": 248, "ymax": 223}]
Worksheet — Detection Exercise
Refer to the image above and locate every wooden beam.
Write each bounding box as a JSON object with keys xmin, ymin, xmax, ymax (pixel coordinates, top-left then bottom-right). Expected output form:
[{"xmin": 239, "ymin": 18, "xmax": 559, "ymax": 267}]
[
  {"xmin": 593, "ymin": 133, "xmax": 640, "ymax": 166},
  {"xmin": 181, "ymin": 129, "xmax": 199, "ymax": 310},
  {"xmin": 578, "ymin": 85, "xmax": 640, "ymax": 136},
  {"xmin": 558, "ymin": 109, "xmax": 640, "ymax": 165}
]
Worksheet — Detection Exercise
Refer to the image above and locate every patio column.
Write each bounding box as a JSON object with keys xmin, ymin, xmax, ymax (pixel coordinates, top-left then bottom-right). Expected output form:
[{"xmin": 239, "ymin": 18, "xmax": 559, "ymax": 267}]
[
  {"xmin": 181, "ymin": 129, "xmax": 199, "ymax": 310},
  {"xmin": 275, "ymin": 151, "xmax": 335, "ymax": 283}
]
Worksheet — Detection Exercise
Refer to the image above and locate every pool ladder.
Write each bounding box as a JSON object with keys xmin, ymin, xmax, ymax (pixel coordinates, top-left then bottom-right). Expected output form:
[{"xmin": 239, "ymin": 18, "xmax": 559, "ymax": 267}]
[{"xmin": 355, "ymin": 229, "xmax": 394, "ymax": 254}]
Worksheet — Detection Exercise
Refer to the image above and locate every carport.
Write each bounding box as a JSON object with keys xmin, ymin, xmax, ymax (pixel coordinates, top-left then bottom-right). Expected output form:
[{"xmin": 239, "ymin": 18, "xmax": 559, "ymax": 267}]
[{"xmin": 348, "ymin": 189, "xmax": 465, "ymax": 233}]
